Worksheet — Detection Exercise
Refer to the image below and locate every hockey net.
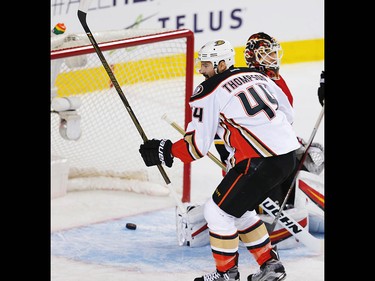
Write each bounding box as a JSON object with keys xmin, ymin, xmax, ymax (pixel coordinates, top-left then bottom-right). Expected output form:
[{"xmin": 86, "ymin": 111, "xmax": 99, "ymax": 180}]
[{"xmin": 51, "ymin": 28, "xmax": 194, "ymax": 202}]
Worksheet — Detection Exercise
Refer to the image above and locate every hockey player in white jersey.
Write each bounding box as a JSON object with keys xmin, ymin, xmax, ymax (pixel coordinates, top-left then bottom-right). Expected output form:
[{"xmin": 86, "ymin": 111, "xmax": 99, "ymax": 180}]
[
  {"xmin": 175, "ymin": 33, "xmax": 324, "ymax": 252},
  {"xmin": 139, "ymin": 39, "xmax": 300, "ymax": 281}
]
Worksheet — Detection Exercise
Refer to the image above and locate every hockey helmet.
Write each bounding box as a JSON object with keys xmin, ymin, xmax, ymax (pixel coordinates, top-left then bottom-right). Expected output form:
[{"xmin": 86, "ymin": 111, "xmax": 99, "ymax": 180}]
[
  {"xmin": 244, "ymin": 32, "xmax": 283, "ymax": 79},
  {"xmin": 196, "ymin": 39, "xmax": 235, "ymax": 72}
]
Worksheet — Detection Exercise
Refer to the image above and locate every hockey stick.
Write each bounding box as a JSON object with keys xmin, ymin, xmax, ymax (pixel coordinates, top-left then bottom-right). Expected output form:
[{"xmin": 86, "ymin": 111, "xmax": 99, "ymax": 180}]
[
  {"xmin": 261, "ymin": 197, "xmax": 323, "ymax": 254},
  {"xmin": 162, "ymin": 113, "xmax": 323, "ymax": 253},
  {"xmin": 268, "ymin": 104, "xmax": 325, "ymax": 233},
  {"xmin": 77, "ymin": 0, "xmax": 186, "ymax": 214},
  {"xmin": 161, "ymin": 114, "xmax": 226, "ymax": 171}
]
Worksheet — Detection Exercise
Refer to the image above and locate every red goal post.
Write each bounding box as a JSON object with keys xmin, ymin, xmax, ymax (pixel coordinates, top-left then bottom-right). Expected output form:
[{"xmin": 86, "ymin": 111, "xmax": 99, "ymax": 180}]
[{"xmin": 51, "ymin": 28, "xmax": 194, "ymax": 202}]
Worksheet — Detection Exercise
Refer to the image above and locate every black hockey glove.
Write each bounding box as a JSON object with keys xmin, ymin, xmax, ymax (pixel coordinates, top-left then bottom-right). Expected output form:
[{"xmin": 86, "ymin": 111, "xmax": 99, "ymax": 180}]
[
  {"xmin": 139, "ymin": 139, "xmax": 174, "ymax": 167},
  {"xmin": 317, "ymin": 71, "xmax": 325, "ymax": 106}
]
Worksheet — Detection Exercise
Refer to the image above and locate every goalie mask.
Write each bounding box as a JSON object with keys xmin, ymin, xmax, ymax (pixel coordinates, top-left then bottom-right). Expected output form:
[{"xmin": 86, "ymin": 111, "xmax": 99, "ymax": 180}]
[
  {"xmin": 196, "ymin": 39, "xmax": 235, "ymax": 74},
  {"xmin": 244, "ymin": 32, "xmax": 283, "ymax": 80}
]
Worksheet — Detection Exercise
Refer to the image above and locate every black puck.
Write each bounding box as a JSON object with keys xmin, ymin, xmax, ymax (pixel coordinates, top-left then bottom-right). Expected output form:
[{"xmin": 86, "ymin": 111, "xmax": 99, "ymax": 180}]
[{"xmin": 126, "ymin": 223, "xmax": 137, "ymax": 230}]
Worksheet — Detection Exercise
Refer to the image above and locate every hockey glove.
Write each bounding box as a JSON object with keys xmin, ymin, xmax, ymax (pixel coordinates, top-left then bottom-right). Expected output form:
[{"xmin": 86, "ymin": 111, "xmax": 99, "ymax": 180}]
[
  {"xmin": 317, "ymin": 71, "xmax": 325, "ymax": 106},
  {"xmin": 139, "ymin": 139, "xmax": 174, "ymax": 167}
]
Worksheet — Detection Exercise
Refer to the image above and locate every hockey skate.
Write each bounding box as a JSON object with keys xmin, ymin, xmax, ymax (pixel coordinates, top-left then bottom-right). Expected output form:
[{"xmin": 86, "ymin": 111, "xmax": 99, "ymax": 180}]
[
  {"xmin": 194, "ymin": 266, "xmax": 239, "ymax": 281},
  {"xmin": 247, "ymin": 259, "xmax": 286, "ymax": 281}
]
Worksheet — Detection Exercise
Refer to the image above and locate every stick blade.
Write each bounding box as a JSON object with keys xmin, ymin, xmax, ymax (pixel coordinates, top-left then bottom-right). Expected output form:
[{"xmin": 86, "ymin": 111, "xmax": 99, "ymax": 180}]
[
  {"xmin": 261, "ymin": 197, "xmax": 323, "ymax": 254},
  {"xmin": 77, "ymin": 10, "xmax": 86, "ymax": 24}
]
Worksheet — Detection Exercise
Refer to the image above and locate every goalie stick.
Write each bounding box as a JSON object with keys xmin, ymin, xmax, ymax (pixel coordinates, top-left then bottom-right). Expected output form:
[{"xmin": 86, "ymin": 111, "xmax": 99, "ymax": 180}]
[
  {"xmin": 261, "ymin": 197, "xmax": 323, "ymax": 254},
  {"xmin": 268, "ymin": 104, "xmax": 325, "ymax": 234},
  {"xmin": 77, "ymin": 0, "xmax": 186, "ymax": 214},
  {"xmin": 162, "ymin": 113, "xmax": 323, "ymax": 254}
]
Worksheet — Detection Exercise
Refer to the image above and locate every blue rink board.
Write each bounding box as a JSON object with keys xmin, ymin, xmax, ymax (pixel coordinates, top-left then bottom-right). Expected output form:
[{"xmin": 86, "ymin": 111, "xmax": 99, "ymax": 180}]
[{"xmin": 51, "ymin": 207, "xmax": 322, "ymax": 273}]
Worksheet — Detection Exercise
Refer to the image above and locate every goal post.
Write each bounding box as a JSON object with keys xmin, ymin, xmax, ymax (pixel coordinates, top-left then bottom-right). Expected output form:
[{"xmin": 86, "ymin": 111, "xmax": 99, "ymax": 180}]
[{"xmin": 51, "ymin": 28, "xmax": 194, "ymax": 202}]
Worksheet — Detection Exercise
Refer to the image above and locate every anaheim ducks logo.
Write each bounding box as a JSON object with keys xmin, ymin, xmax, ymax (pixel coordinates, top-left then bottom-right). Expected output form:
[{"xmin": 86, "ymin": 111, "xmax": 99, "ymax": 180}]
[
  {"xmin": 192, "ymin": 85, "xmax": 204, "ymax": 97},
  {"xmin": 214, "ymin": 40, "xmax": 226, "ymax": 46}
]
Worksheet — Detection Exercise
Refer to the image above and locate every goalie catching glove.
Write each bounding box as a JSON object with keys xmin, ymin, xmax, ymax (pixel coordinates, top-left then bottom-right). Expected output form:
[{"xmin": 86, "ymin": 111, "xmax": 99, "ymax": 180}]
[
  {"xmin": 296, "ymin": 137, "xmax": 324, "ymax": 175},
  {"xmin": 139, "ymin": 139, "xmax": 174, "ymax": 167}
]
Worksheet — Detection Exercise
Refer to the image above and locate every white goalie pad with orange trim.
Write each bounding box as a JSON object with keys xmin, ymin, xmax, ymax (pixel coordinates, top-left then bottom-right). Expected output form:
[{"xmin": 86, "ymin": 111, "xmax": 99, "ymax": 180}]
[
  {"xmin": 176, "ymin": 170, "xmax": 324, "ymax": 249},
  {"xmin": 176, "ymin": 204, "xmax": 209, "ymax": 248},
  {"xmin": 295, "ymin": 170, "xmax": 324, "ymax": 233}
]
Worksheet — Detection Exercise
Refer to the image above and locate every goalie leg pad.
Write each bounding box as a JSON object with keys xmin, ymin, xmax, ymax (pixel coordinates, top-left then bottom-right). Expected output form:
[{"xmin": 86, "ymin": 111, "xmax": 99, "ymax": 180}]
[
  {"xmin": 176, "ymin": 204, "xmax": 210, "ymax": 247},
  {"xmin": 187, "ymin": 220, "xmax": 209, "ymax": 247}
]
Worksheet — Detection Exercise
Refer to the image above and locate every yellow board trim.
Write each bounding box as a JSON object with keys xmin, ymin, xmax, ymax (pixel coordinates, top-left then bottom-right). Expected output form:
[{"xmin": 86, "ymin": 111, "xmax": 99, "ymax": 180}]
[
  {"xmin": 54, "ymin": 38, "xmax": 324, "ymax": 97},
  {"xmin": 55, "ymin": 54, "xmax": 186, "ymax": 97},
  {"xmin": 235, "ymin": 38, "xmax": 324, "ymax": 67}
]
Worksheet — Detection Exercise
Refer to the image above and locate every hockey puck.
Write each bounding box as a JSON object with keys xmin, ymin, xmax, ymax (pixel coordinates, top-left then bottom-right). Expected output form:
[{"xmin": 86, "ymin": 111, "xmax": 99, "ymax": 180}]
[{"xmin": 126, "ymin": 223, "xmax": 137, "ymax": 230}]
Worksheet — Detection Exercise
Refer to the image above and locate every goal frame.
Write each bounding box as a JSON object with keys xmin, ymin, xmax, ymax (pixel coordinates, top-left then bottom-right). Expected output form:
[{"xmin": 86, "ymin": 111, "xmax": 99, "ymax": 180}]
[{"xmin": 51, "ymin": 28, "xmax": 195, "ymax": 203}]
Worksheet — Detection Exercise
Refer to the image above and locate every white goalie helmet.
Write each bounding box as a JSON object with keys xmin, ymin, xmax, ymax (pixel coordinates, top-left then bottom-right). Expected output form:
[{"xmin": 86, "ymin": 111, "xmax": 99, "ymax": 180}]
[{"xmin": 196, "ymin": 39, "xmax": 235, "ymax": 72}]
